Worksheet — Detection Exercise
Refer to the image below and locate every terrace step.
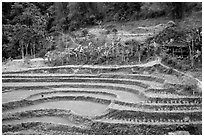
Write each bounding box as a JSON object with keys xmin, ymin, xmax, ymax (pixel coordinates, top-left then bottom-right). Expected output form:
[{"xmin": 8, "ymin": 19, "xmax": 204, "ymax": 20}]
[
  {"xmin": 144, "ymin": 88, "xmax": 202, "ymax": 97},
  {"xmin": 2, "ymin": 61, "xmax": 202, "ymax": 135},
  {"xmin": 3, "ymin": 88, "xmax": 117, "ymax": 104},
  {"xmin": 25, "ymin": 90, "xmax": 116, "ymax": 100},
  {"xmin": 2, "ymin": 60, "xmax": 161, "ymax": 74},
  {"xmin": 2, "ymin": 77, "xmax": 150, "ymax": 89},
  {"xmin": 144, "ymin": 93, "xmax": 201, "ymax": 98},
  {"xmin": 2, "ymin": 73, "xmax": 165, "ymax": 83},
  {"xmin": 2, "ymin": 116, "xmax": 84, "ymax": 127},
  {"xmin": 142, "ymin": 102, "xmax": 202, "ymax": 106},
  {"xmin": 3, "ymin": 99, "xmax": 110, "ymax": 117},
  {"xmin": 2, "ymin": 83, "xmax": 147, "ymax": 103},
  {"xmin": 2, "ymin": 82, "xmax": 146, "ymax": 91},
  {"xmin": 49, "ymin": 87, "xmax": 146, "ymax": 103},
  {"xmin": 94, "ymin": 118, "xmax": 202, "ymax": 125},
  {"xmin": 2, "ymin": 88, "xmax": 55, "ymax": 103},
  {"xmin": 108, "ymin": 103, "xmax": 202, "ymax": 113}
]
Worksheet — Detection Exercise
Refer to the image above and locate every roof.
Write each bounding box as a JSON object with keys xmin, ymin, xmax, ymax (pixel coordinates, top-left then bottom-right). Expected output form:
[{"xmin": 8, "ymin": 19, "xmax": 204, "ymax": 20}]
[{"xmin": 164, "ymin": 42, "xmax": 188, "ymax": 48}]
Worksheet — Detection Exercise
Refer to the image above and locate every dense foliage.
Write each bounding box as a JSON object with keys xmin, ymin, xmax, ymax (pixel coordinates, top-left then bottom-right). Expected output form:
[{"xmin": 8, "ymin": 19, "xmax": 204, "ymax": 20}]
[{"xmin": 2, "ymin": 2, "xmax": 202, "ymax": 65}]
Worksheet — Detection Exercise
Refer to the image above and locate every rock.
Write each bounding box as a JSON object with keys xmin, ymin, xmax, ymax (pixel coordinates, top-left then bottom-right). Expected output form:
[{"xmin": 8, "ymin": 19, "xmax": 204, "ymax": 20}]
[
  {"xmin": 143, "ymin": 71, "xmax": 149, "ymax": 75},
  {"xmin": 166, "ymin": 21, "xmax": 176, "ymax": 27},
  {"xmin": 112, "ymin": 28, "xmax": 118, "ymax": 34},
  {"xmin": 184, "ymin": 116, "xmax": 190, "ymax": 122},
  {"xmin": 168, "ymin": 131, "xmax": 190, "ymax": 135}
]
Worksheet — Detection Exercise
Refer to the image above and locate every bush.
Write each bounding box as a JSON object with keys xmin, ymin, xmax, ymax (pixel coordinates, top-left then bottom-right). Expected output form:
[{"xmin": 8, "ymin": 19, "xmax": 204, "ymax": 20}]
[
  {"xmin": 166, "ymin": 58, "xmax": 177, "ymax": 67},
  {"xmin": 37, "ymin": 49, "xmax": 47, "ymax": 58},
  {"xmin": 23, "ymin": 56, "xmax": 31, "ymax": 65},
  {"xmin": 140, "ymin": 3, "xmax": 166, "ymax": 19},
  {"xmin": 167, "ymin": 68, "xmax": 173, "ymax": 74}
]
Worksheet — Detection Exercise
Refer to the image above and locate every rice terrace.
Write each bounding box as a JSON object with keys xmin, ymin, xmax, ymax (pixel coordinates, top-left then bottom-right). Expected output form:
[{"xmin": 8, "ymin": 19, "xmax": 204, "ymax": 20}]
[{"xmin": 2, "ymin": 2, "xmax": 202, "ymax": 135}]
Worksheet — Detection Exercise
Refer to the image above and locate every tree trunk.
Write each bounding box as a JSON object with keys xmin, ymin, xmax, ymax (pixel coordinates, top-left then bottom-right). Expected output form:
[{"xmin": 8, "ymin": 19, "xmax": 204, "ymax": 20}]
[
  {"xmin": 25, "ymin": 44, "xmax": 28, "ymax": 56},
  {"xmin": 33, "ymin": 44, "xmax": 36, "ymax": 58},
  {"xmin": 30, "ymin": 47, "xmax": 33, "ymax": 58},
  {"xmin": 189, "ymin": 41, "xmax": 194, "ymax": 67},
  {"xmin": 21, "ymin": 45, "xmax": 25, "ymax": 59},
  {"xmin": 191, "ymin": 40, "xmax": 194, "ymax": 67}
]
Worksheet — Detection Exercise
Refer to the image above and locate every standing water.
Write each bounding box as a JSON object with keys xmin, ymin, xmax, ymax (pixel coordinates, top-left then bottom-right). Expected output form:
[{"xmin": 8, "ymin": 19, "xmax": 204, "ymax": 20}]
[{"xmin": 4, "ymin": 100, "xmax": 109, "ymax": 116}]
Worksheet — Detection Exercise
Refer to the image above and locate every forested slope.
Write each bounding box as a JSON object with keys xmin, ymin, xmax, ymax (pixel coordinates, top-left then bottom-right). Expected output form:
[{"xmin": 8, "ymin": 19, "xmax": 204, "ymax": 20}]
[{"xmin": 2, "ymin": 2, "xmax": 202, "ymax": 73}]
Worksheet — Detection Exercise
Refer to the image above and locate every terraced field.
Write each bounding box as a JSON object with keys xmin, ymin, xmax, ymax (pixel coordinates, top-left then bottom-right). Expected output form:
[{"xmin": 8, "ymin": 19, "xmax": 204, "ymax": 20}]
[{"xmin": 2, "ymin": 60, "xmax": 202, "ymax": 135}]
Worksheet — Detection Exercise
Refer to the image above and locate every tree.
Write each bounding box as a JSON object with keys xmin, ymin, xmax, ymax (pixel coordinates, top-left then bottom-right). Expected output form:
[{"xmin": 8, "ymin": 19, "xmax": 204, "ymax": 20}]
[{"xmin": 7, "ymin": 2, "xmax": 47, "ymax": 59}]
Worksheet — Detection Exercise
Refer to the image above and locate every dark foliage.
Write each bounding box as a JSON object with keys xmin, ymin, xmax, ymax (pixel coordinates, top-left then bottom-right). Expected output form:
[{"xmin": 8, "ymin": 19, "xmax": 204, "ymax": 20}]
[{"xmin": 2, "ymin": 2, "xmax": 202, "ymax": 61}]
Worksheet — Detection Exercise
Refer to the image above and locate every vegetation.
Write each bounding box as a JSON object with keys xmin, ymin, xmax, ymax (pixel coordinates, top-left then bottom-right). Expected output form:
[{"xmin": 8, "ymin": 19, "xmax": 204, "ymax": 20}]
[{"xmin": 2, "ymin": 2, "xmax": 202, "ymax": 72}]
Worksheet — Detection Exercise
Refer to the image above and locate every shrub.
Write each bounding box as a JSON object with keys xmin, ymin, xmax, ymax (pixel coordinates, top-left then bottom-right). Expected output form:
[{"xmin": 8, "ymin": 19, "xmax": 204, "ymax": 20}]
[
  {"xmin": 37, "ymin": 49, "xmax": 47, "ymax": 58},
  {"xmin": 23, "ymin": 56, "xmax": 31, "ymax": 65},
  {"xmin": 167, "ymin": 68, "xmax": 173, "ymax": 74}
]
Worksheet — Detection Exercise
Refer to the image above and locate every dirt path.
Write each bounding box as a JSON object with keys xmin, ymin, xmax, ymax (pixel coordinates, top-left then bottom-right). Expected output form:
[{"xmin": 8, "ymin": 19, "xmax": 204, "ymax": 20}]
[
  {"xmin": 3, "ymin": 59, "xmax": 157, "ymax": 72},
  {"xmin": 3, "ymin": 57, "xmax": 200, "ymax": 89}
]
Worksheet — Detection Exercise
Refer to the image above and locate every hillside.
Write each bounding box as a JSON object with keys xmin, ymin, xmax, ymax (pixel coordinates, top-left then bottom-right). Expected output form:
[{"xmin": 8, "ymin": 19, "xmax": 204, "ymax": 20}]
[
  {"xmin": 3, "ymin": 11, "xmax": 202, "ymax": 81},
  {"xmin": 2, "ymin": 2, "xmax": 202, "ymax": 135}
]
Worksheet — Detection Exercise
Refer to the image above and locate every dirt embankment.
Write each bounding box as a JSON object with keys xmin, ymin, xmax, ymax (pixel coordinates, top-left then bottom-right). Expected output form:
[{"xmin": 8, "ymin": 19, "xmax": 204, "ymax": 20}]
[{"xmin": 2, "ymin": 58, "xmax": 48, "ymax": 73}]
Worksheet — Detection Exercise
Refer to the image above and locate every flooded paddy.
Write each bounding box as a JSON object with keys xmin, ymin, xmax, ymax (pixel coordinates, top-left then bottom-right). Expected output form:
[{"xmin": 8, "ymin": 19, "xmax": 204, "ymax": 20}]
[
  {"xmin": 51, "ymin": 87, "xmax": 145, "ymax": 103},
  {"xmin": 2, "ymin": 89, "xmax": 53, "ymax": 104},
  {"xmin": 4, "ymin": 100, "xmax": 109, "ymax": 117},
  {"xmin": 26, "ymin": 91, "xmax": 116, "ymax": 101},
  {"xmin": 2, "ymin": 82, "xmax": 147, "ymax": 103},
  {"xmin": 2, "ymin": 66, "xmax": 202, "ymax": 135}
]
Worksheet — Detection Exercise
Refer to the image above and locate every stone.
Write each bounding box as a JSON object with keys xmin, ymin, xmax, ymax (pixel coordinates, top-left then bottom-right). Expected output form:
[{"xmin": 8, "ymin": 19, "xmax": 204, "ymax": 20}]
[
  {"xmin": 143, "ymin": 71, "xmax": 149, "ymax": 75},
  {"xmin": 166, "ymin": 21, "xmax": 176, "ymax": 27},
  {"xmin": 184, "ymin": 116, "xmax": 190, "ymax": 122},
  {"xmin": 168, "ymin": 131, "xmax": 190, "ymax": 135}
]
